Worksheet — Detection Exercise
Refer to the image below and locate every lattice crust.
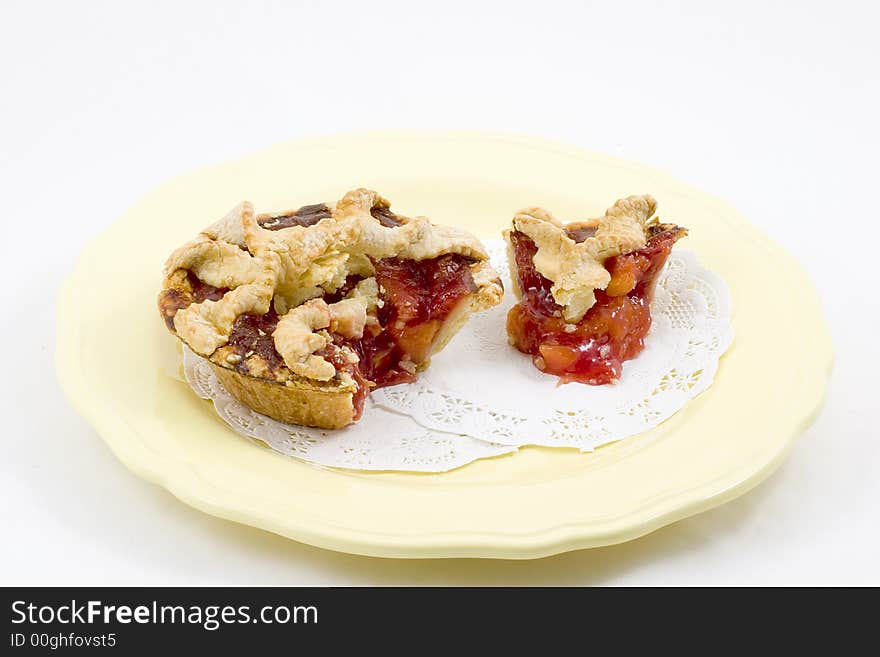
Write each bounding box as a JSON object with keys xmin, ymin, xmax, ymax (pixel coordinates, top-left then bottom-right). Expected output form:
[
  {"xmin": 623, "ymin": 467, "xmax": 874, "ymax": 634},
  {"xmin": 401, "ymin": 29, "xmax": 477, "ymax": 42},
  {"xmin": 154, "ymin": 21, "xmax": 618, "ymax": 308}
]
[
  {"xmin": 506, "ymin": 195, "xmax": 668, "ymax": 322},
  {"xmin": 180, "ymin": 242, "xmax": 735, "ymax": 466},
  {"xmin": 159, "ymin": 188, "xmax": 503, "ymax": 385}
]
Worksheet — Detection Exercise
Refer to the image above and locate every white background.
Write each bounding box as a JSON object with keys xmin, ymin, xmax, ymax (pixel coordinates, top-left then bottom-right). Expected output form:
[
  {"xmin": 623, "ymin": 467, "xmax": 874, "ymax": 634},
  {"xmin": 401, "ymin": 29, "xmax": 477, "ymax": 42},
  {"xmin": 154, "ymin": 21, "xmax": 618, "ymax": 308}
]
[{"xmin": 2, "ymin": 0, "xmax": 877, "ymax": 585}]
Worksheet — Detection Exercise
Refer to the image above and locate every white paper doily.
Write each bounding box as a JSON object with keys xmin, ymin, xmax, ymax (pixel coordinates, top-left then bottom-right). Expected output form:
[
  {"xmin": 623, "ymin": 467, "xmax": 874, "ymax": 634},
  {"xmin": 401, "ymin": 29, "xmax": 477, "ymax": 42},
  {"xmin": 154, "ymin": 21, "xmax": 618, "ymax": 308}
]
[
  {"xmin": 183, "ymin": 348, "xmax": 517, "ymax": 472},
  {"xmin": 182, "ymin": 240, "xmax": 732, "ymax": 471},
  {"xmin": 372, "ymin": 241, "xmax": 734, "ymax": 450}
]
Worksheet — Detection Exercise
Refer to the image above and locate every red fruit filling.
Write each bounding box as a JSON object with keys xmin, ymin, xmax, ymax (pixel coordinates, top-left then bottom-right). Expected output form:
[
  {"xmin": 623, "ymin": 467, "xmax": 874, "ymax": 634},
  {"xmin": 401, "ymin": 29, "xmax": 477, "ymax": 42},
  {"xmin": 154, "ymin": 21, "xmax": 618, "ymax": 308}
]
[
  {"xmin": 227, "ymin": 309, "xmax": 284, "ymax": 373},
  {"xmin": 507, "ymin": 226, "xmax": 685, "ymax": 385},
  {"xmin": 340, "ymin": 254, "xmax": 478, "ymax": 389},
  {"xmin": 316, "ymin": 342, "xmax": 371, "ymax": 420},
  {"xmin": 162, "ymin": 251, "xmax": 478, "ymax": 421},
  {"xmin": 258, "ymin": 204, "xmax": 333, "ymax": 230},
  {"xmin": 159, "ymin": 271, "xmax": 228, "ymax": 331}
]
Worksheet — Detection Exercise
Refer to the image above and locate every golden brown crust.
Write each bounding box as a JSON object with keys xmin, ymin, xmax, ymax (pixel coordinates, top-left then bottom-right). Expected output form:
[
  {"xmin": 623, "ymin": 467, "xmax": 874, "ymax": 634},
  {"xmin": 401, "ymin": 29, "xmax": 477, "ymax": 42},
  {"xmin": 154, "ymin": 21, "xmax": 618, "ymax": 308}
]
[
  {"xmin": 209, "ymin": 361, "xmax": 355, "ymax": 430},
  {"xmin": 160, "ymin": 188, "xmax": 503, "ymax": 429},
  {"xmin": 334, "ymin": 188, "xmax": 489, "ymax": 262},
  {"xmin": 161, "ymin": 188, "xmax": 500, "ymax": 381},
  {"xmin": 506, "ymin": 195, "xmax": 662, "ymax": 322}
]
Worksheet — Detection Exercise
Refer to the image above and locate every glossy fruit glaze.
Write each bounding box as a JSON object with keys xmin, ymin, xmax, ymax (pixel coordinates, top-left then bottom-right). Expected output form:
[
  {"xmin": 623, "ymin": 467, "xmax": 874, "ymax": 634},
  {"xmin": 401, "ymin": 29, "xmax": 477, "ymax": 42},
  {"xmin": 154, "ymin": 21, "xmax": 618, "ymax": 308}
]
[
  {"xmin": 159, "ymin": 271, "xmax": 228, "ymax": 331},
  {"xmin": 258, "ymin": 204, "xmax": 332, "ymax": 230},
  {"xmin": 341, "ymin": 254, "xmax": 477, "ymax": 388},
  {"xmin": 165, "ymin": 253, "xmax": 477, "ymax": 418},
  {"xmin": 507, "ymin": 227, "xmax": 684, "ymax": 384},
  {"xmin": 227, "ymin": 309, "xmax": 283, "ymax": 372},
  {"xmin": 161, "ymin": 201, "xmax": 479, "ymax": 420}
]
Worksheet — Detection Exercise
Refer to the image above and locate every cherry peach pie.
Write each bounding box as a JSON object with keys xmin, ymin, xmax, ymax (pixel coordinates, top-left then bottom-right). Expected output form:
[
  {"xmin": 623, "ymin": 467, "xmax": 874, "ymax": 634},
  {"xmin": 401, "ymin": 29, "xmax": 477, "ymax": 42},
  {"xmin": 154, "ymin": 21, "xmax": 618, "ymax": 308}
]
[
  {"xmin": 159, "ymin": 189, "xmax": 503, "ymax": 429},
  {"xmin": 505, "ymin": 195, "xmax": 687, "ymax": 385}
]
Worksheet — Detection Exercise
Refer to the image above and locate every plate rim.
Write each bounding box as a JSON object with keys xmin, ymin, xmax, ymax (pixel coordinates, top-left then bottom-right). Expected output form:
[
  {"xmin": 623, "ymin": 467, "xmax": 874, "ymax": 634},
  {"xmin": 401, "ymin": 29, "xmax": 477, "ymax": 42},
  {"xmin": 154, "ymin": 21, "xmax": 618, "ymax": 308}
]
[{"xmin": 55, "ymin": 130, "xmax": 833, "ymax": 559}]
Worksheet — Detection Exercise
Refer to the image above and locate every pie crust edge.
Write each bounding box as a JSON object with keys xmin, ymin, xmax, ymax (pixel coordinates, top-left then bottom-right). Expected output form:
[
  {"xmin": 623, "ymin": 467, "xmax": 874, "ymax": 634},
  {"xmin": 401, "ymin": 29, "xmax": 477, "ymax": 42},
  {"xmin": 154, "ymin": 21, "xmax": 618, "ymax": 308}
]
[
  {"xmin": 202, "ymin": 268, "xmax": 502, "ymax": 430},
  {"xmin": 504, "ymin": 195, "xmax": 661, "ymax": 322},
  {"xmin": 209, "ymin": 360, "xmax": 358, "ymax": 430},
  {"xmin": 161, "ymin": 189, "xmax": 503, "ymax": 429}
]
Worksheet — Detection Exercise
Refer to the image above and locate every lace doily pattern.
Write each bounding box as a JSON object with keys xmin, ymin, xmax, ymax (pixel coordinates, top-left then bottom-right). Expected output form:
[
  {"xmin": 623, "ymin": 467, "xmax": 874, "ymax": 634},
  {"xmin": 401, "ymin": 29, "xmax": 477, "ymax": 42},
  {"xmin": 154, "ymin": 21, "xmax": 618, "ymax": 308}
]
[
  {"xmin": 183, "ymin": 239, "xmax": 732, "ymax": 467},
  {"xmin": 183, "ymin": 348, "xmax": 517, "ymax": 472},
  {"xmin": 372, "ymin": 240, "xmax": 734, "ymax": 451}
]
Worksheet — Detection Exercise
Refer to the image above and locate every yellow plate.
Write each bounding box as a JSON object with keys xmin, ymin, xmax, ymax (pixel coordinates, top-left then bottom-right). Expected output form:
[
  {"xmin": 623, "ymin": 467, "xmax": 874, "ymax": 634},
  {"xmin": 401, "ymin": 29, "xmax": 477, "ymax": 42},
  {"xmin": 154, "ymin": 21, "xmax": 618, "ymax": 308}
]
[{"xmin": 56, "ymin": 131, "xmax": 832, "ymax": 559}]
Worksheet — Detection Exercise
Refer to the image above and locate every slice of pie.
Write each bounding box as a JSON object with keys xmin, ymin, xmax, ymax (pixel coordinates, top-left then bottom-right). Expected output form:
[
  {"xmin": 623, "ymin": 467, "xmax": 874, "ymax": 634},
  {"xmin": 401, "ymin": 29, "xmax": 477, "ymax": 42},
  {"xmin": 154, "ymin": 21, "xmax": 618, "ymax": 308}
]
[
  {"xmin": 159, "ymin": 188, "xmax": 503, "ymax": 429},
  {"xmin": 505, "ymin": 195, "xmax": 687, "ymax": 385}
]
